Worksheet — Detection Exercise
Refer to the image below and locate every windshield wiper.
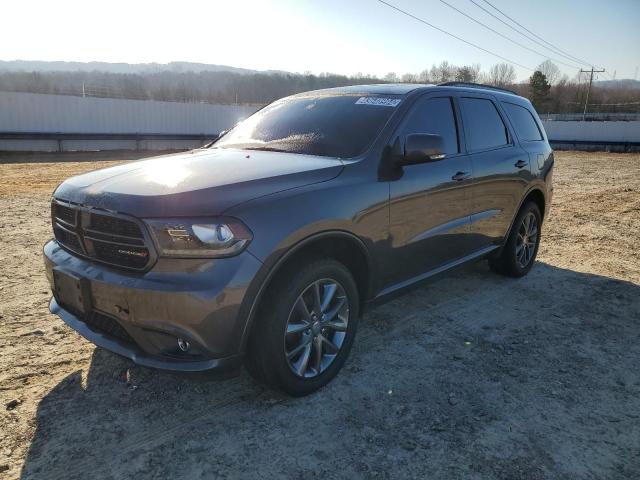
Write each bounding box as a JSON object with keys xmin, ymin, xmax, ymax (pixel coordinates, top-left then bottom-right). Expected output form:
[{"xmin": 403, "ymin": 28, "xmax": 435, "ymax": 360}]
[{"xmin": 241, "ymin": 146, "xmax": 291, "ymax": 153}]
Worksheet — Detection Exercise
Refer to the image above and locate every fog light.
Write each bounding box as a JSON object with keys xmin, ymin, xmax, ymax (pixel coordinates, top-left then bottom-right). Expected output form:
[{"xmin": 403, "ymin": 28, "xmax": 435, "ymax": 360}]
[{"xmin": 177, "ymin": 338, "xmax": 190, "ymax": 352}]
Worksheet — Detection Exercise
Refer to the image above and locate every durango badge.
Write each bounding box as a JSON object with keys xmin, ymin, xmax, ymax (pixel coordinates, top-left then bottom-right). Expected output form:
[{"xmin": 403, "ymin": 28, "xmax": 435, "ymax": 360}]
[{"xmin": 117, "ymin": 249, "xmax": 148, "ymax": 258}]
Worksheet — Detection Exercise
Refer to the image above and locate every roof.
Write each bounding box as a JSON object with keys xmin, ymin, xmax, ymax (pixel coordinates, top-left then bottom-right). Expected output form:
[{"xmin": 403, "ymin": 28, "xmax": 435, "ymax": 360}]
[
  {"xmin": 292, "ymin": 83, "xmax": 524, "ymax": 100},
  {"xmin": 294, "ymin": 84, "xmax": 432, "ymax": 97}
]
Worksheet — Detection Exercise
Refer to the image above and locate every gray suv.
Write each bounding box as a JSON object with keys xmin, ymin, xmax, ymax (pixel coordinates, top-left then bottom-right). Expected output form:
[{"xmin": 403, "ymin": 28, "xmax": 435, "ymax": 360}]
[{"xmin": 44, "ymin": 83, "xmax": 553, "ymax": 396}]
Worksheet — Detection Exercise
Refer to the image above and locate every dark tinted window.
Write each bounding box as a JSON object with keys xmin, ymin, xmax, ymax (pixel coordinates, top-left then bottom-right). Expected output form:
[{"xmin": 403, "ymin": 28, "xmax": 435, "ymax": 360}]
[
  {"xmin": 214, "ymin": 94, "xmax": 401, "ymax": 158},
  {"xmin": 503, "ymin": 102, "xmax": 543, "ymax": 141},
  {"xmin": 460, "ymin": 98, "xmax": 509, "ymax": 151},
  {"xmin": 400, "ymin": 97, "xmax": 459, "ymax": 155}
]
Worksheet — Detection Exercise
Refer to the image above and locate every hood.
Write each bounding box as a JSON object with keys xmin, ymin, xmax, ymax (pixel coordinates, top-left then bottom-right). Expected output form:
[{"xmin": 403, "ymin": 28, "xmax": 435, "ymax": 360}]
[{"xmin": 54, "ymin": 148, "xmax": 344, "ymax": 217}]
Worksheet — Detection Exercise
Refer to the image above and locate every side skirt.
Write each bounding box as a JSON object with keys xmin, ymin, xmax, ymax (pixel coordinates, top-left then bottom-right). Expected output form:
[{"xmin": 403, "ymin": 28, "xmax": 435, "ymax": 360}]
[{"xmin": 371, "ymin": 244, "xmax": 500, "ymax": 304}]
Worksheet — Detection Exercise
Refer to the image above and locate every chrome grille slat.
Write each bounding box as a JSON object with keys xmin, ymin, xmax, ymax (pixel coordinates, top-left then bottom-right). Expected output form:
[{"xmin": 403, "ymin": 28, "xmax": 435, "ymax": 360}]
[
  {"xmin": 83, "ymin": 227, "xmax": 146, "ymax": 244},
  {"xmin": 54, "ymin": 216, "xmax": 76, "ymax": 228},
  {"xmin": 84, "ymin": 235, "xmax": 145, "ymax": 247},
  {"xmin": 51, "ymin": 200, "xmax": 153, "ymax": 270},
  {"xmin": 83, "ymin": 232, "xmax": 146, "ymax": 247}
]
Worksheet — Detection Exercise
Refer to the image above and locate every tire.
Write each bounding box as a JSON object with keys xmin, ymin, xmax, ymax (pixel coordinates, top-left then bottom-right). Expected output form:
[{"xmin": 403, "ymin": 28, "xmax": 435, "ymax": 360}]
[
  {"xmin": 246, "ymin": 257, "xmax": 359, "ymax": 396},
  {"xmin": 489, "ymin": 201, "xmax": 542, "ymax": 278}
]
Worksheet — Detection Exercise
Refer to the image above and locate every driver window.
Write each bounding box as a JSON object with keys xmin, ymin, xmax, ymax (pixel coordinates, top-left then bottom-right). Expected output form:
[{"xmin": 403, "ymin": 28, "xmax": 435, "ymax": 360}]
[{"xmin": 400, "ymin": 97, "xmax": 460, "ymax": 156}]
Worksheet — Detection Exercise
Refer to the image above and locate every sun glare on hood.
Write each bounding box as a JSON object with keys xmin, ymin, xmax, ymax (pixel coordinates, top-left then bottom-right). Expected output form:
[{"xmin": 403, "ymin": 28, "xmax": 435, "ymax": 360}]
[{"xmin": 143, "ymin": 159, "xmax": 192, "ymax": 188}]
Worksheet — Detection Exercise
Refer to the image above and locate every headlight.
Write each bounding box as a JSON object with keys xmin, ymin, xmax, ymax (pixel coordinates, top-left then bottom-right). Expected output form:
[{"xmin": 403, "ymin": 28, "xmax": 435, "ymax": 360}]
[{"xmin": 144, "ymin": 217, "xmax": 252, "ymax": 258}]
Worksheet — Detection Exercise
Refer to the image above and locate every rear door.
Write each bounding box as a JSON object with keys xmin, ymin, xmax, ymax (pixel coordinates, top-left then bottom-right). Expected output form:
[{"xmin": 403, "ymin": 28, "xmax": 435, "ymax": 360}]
[
  {"xmin": 501, "ymin": 101, "xmax": 553, "ymax": 178},
  {"xmin": 458, "ymin": 94, "xmax": 531, "ymax": 247},
  {"xmin": 385, "ymin": 94, "xmax": 474, "ymax": 286}
]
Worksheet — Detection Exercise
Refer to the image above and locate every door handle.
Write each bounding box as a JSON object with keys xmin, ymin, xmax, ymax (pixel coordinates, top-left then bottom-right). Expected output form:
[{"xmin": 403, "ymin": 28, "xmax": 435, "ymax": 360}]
[
  {"xmin": 452, "ymin": 171, "xmax": 471, "ymax": 181},
  {"xmin": 514, "ymin": 159, "xmax": 528, "ymax": 168}
]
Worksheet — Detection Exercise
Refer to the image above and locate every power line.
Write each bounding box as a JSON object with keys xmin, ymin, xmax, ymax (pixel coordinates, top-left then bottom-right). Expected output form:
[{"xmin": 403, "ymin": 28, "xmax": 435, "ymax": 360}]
[
  {"xmin": 376, "ymin": 0, "xmax": 534, "ymax": 71},
  {"xmin": 467, "ymin": 0, "xmax": 593, "ymax": 69},
  {"xmin": 480, "ymin": 0, "xmax": 601, "ymax": 69},
  {"xmin": 438, "ymin": 0, "xmax": 581, "ymax": 70}
]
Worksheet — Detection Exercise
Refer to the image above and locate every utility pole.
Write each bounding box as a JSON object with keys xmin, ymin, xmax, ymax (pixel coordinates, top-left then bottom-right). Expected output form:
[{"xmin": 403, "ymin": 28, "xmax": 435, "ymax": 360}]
[{"xmin": 580, "ymin": 67, "xmax": 605, "ymax": 120}]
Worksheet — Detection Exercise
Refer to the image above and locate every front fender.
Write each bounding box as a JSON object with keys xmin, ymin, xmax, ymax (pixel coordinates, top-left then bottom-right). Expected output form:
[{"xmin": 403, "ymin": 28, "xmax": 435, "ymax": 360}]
[{"xmin": 224, "ymin": 174, "xmax": 389, "ymax": 353}]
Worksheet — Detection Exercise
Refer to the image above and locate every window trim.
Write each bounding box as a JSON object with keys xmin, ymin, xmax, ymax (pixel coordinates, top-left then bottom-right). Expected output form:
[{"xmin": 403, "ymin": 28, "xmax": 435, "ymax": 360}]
[
  {"xmin": 502, "ymin": 101, "xmax": 544, "ymax": 143},
  {"xmin": 391, "ymin": 94, "xmax": 463, "ymax": 159},
  {"xmin": 458, "ymin": 95, "xmax": 515, "ymax": 154}
]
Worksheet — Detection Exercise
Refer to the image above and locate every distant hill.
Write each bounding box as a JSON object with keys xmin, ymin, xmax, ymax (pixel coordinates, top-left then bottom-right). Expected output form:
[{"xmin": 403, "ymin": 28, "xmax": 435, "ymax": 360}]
[
  {"xmin": 594, "ymin": 79, "xmax": 640, "ymax": 89},
  {"xmin": 0, "ymin": 60, "xmax": 285, "ymax": 75}
]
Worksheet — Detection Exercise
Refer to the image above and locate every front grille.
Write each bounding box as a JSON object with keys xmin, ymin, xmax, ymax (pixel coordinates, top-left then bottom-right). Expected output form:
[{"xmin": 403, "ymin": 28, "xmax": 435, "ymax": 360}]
[
  {"xmin": 89, "ymin": 214, "xmax": 144, "ymax": 238},
  {"xmin": 53, "ymin": 224, "xmax": 83, "ymax": 253},
  {"xmin": 53, "ymin": 203, "xmax": 76, "ymax": 226},
  {"xmin": 51, "ymin": 200, "xmax": 154, "ymax": 270}
]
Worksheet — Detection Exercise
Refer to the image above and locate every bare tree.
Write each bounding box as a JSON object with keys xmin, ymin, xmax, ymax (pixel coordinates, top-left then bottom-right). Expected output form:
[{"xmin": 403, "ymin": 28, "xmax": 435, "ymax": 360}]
[
  {"xmin": 384, "ymin": 72, "xmax": 399, "ymax": 83},
  {"xmin": 417, "ymin": 69, "xmax": 431, "ymax": 83},
  {"xmin": 401, "ymin": 73, "xmax": 416, "ymax": 83},
  {"xmin": 430, "ymin": 61, "xmax": 456, "ymax": 83},
  {"xmin": 537, "ymin": 60, "xmax": 561, "ymax": 85},
  {"xmin": 488, "ymin": 63, "xmax": 516, "ymax": 87}
]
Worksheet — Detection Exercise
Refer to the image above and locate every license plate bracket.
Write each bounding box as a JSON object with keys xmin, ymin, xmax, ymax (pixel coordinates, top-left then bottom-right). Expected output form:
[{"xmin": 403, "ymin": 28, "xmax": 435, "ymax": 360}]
[{"xmin": 52, "ymin": 268, "xmax": 92, "ymax": 315}]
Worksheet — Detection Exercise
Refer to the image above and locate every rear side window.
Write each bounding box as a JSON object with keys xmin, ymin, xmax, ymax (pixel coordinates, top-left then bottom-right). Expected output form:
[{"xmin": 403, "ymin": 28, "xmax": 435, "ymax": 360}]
[
  {"xmin": 503, "ymin": 102, "xmax": 543, "ymax": 141},
  {"xmin": 400, "ymin": 97, "xmax": 459, "ymax": 155},
  {"xmin": 460, "ymin": 97, "xmax": 509, "ymax": 151}
]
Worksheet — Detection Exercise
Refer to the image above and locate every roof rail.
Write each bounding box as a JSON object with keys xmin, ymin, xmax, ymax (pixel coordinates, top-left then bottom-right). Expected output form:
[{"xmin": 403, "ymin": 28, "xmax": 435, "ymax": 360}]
[{"xmin": 437, "ymin": 82, "xmax": 517, "ymax": 95}]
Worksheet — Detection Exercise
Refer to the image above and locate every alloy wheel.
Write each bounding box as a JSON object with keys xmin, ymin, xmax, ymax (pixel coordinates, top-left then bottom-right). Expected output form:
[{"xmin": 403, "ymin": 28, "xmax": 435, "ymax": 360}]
[
  {"xmin": 516, "ymin": 212, "xmax": 538, "ymax": 268},
  {"xmin": 284, "ymin": 278, "xmax": 350, "ymax": 378}
]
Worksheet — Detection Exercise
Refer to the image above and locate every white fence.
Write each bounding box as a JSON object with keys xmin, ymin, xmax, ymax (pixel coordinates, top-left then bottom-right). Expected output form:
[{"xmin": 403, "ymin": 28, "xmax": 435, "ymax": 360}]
[
  {"xmin": 542, "ymin": 120, "xmax": 640, "ymax": 143},
  {"xmin": 0, "ymin": 91, "xmax": 260, "ymax": 151}
]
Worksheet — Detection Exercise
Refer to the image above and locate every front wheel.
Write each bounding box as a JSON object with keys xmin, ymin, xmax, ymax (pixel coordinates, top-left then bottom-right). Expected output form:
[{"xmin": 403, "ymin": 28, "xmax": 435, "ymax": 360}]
[
  {"xmin": 489, "ymin": 201, "xmax": 542, "ymax": 277},
  {"xmin": 246, "ymin": 258, "xmax": 359, "ymax": 396}
]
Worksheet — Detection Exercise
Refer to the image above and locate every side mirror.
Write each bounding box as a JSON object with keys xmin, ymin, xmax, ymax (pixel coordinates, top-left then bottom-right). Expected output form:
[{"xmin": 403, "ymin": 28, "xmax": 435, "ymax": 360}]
[{"xmin": 400, "ymin": 134, "xmax": 446, "ymax": 166}]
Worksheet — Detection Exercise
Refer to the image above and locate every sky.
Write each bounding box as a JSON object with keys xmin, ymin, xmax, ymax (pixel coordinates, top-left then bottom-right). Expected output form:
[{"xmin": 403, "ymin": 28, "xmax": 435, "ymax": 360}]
[{"xmin": 1, "ymin": 0, "xmax": 639, "ymax": 81}]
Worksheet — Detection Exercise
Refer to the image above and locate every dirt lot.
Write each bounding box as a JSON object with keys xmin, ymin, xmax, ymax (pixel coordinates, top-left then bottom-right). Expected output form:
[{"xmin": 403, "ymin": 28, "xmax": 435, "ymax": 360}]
[{"xmin": 0, "ymin": 151, "xmax": 638, "ymax": 479}]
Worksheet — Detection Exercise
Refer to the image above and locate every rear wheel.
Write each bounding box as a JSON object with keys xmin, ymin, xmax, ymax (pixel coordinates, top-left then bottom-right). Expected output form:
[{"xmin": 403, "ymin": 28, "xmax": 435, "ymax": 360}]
[
  {"xmin": 489, "ymin": 201, "xmax": 542, "ymax": 277},
  {"xmin": 246, "ymin": 258, "xmax": 359, "ymax": 396}
]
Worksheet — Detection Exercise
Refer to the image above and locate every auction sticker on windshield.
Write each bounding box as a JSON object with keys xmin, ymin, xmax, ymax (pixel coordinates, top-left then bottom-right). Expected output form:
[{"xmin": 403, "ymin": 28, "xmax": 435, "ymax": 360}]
[{"xmin": 355, "ymin": 97, "xmax": 401, "ymax": 107}]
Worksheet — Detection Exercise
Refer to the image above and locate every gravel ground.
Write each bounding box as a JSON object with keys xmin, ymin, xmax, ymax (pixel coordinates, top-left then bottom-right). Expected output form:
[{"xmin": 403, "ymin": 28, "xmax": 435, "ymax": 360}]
[{"xmin": 0, "ymin": 151, "xmax": 639, "ymax": 479}]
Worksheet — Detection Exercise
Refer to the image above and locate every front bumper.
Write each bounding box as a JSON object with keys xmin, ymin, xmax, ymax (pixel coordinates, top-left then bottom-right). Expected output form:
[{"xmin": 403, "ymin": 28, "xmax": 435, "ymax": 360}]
[
  {"xmin": 49, "ymin": 298, "xmax": 241, "ymax": 371},
  {"xmin": 43, "ymin": 240, "xmax": 263, "ymax": 372}
]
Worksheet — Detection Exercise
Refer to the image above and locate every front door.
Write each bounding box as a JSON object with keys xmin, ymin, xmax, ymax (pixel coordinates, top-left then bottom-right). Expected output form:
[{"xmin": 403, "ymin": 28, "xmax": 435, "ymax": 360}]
[{"xmin": 385, "ymin": 95, "xmax": 475, "ymax": 286}]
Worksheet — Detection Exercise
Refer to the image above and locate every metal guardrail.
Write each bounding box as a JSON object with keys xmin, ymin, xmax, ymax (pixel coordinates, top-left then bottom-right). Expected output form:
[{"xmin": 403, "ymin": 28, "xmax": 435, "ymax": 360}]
[
  {"xmin": 541, "ymin": 113, "xmax": 640, "ymax": 121},
  {"xmin": 0, "ymin": 132, "xmax": 216, "ymax": 140},
  {"xmin": 549, "ymin": 140, "xmax": 640, "ymax": 152}
]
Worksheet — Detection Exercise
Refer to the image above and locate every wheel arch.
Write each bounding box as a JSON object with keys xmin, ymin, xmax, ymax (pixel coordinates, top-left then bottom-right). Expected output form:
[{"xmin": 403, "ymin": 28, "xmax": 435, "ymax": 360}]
[
  {"xmin": 238, "ymin": 230, "xmax": 373, "ymax": 353},
  {"xmin": 523, "ymin": 187, "xmax": 546, "ymax": 220},
  {"xmin": 502, "ymin": 186, "xmax": 547, "ymax": 247}
]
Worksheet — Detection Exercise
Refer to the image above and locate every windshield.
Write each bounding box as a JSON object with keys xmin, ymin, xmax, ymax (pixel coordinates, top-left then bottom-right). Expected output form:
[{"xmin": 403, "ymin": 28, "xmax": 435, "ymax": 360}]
[{"xmin": 213, "ymin": 94, "xmax": 403, "ymax": 158}]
